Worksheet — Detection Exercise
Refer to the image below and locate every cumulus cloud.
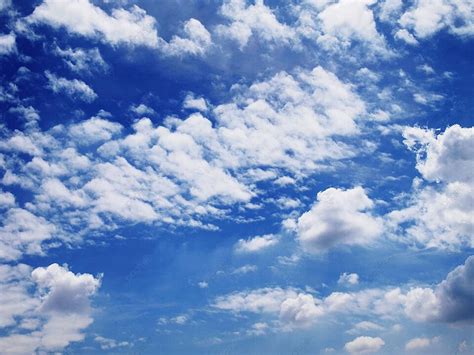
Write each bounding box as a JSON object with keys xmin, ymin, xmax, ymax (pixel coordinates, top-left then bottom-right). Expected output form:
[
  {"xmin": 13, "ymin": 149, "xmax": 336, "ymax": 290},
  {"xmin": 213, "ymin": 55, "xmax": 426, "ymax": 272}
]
[
  {"xmin": 234, "ymin": 234, "xmax": 279, "ymax": 253},
  {"xmin": 27, "ymin": 0, "xmax": 159, "ymax": 47},
  {"xmin": 213, "ymin": 287, "xmax": 323, "ymax": 329},
  {"xmin": 69, "ymin": 116, "xmax": 122, "ymax": 144},
  {"xmin": 0, "ymin": 65, "xmax": 371, "ymax": 254},
  {"xmin": 213, "ymin": 256, "xmax": 474, "ymax": 333},
  {"xmin": 344, "ymin": 336, "xmax": 385, "ymax": 354},
  {"xmin": 399, "ymin": 0, "xmax": 474, "ymax": 40},
  {"xmin": 45, "ymin": 71, "xmax": 97, "ymax": 102},
  {"xmin": 129, "ymin": 103, "xmax": 156, "ymax": 116},
  {"xmin": 162, "ymin": 18, "xmax": 212, "ymax": 56},
  {"xmin": 0, "ymin": 208, "xmax": 56, "ymax": 261},
  {"xmin": 216, "ymin": 0, "xmax": 296, "ymax": 49},
  {"xmin": 54, "ymin": 46, "xmax": 108, "ymax": 74},
  {"xmin": 183, "ymin": 93, "xmax": 208, "ymax": 112},
  {"xmin": 405, "ymin": 337, "xmax": 434, "ymax": 351},
  {"xmin": 316, "ymin": 0, "xmax": 389, "ymax": 54},
  {"xmin": 0, "ymin": 263, "xmax": 101, "ymax": 353},
  {"xmin": 0, "ymin": 32, "xmax": 16, "ymax": 55},
  {"xmin": 338, "ymin": 272, "xmax": 360, "ymax": 286},
  {"xmin": 388, "ymin": 125, "xmax": 474, "ymax": 250},
  {"xmin": 296, "ymin": 187, "xmax": 383, "ymax": 253}
]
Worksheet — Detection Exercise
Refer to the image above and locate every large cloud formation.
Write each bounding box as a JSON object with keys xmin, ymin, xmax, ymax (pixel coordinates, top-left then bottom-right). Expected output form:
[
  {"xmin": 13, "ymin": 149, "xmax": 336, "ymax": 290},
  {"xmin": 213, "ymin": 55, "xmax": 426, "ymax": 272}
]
[{"xmin": 0, "ymin": 263, "xmax": 101, "ymax": 354}]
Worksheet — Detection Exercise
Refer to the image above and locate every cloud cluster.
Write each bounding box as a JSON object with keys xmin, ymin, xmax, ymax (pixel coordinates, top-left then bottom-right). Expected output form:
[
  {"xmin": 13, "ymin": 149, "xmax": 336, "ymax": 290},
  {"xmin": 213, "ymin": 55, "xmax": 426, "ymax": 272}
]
[
  {"xmin": 0, "ymin": 65, "xmax": 369, "ymax": 260},
  {"xmin": 27, "ymin": 0, "xmax": 160, "ymax": 47},
  {"xmin": 295, "ymin": 187, "xmax": 383, "ymax": 253},
  {"xmin": 0, "ymin": 263, "xmax": 101, "ymax": 353},
  {"xmin": 213, "ymin": 256, "xmax": 474, "ymax": 332},
  {"xmin": 388, "ymin": 125, "xmax": 474, "ymax": 250}
]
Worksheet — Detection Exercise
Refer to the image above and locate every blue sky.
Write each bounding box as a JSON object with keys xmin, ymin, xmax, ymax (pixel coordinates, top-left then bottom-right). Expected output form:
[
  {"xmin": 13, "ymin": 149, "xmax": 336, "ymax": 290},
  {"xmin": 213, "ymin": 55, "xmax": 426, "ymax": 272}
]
[{"xmin": 0, "ymin": 0, "xmax": 473, "ymax": 354}]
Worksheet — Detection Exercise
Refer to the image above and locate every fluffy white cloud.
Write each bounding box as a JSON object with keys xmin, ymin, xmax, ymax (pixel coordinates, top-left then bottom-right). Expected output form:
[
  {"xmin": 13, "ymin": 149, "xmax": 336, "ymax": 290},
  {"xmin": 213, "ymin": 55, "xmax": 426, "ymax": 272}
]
[
  {"xmin": 296, "ymin": 187, "xmax": 383, "ymax": 253},
  {"xmin": 213, "ymin": 287, "xmax": 324, "ymax": 329},
  {"xmin": 317, "ymin": 0, "xmax": 389, "ymax": 54},
  {"xmin": 395, "ymin": 28, "xmax": 419, "ymax": 45},
  {"xmin": 0, "ymin": 0, "xmax": 11, "ymax": 12},
  {"xmin": 183, "ymin": 93, "xmax": 208, "ymax": 112},
  {"xmin": 234, "ymin": 234, "xmax": 279, "ymax": 253},
  {"xmin": 28, "ymin": 0, "xmax": 159, "ymax": 47},
  {"xmin": 45, "ymin": 71, "xmax": 97, "ymax": 102},
  {"xmin": 95, "ymin": 335, "xmax": 130, "ymax": 350},
  {"xmin": 162, "ymin": 18, "xmax": 212, "ymax": 56},
  {"xmin": 377, "ymin": 0, "xmax": 403, "ymax": 22},
  {"xmin": 214, "ymin": 256, "xmax": 474, "ymax": 333},
  {"xmin": 54, "ymin": 46, "xmax": 108, "ymax": 74},
  {"xmin": 232, "ymin": 264, "xmax": 258, "ymax": 274},
  {"xmin": 129, "ymin": 103, "xmax": 156, "ymax": 116},
  {"xmin": 389, "ymin": 125, "xmax": 474, "ymax": 250},
  {"xmin": 405, "ymin": 337, "xmax": 433, "ymax": 351},
  {"xmin": 0, "ymin": 263, "xmax": 101, "ymax": 353},
  {"xmin": 69, "ymin": 116, "xmax": 122, "ymax": 144},
  {"xmin": 338, "ymin": 272, "xmax": 360, "ymax": 286},
  {"xmin": 344, "ymin": 336, "xmax": 385, "ymax": 354},
  {"xmin": 0, "ymin": 65, "xmax": 370, "ymax": 255},
  {"xmin": 404, "ymin": 125, "xmax": 473, "ymax": 184},
  {"xmin": 399, "ymin": 0, "xmax": 474, "ymax": 39},
  {"xmin": 0, "ymin": 208, "xmax": 56, "ymax": 261},
  {"xmin": 216, "ymin": 0, "xmax": 296, "ymax": 49},
  {"xmin": 0, "ymin": 32, "xmax": 16, "ymax": 55}
]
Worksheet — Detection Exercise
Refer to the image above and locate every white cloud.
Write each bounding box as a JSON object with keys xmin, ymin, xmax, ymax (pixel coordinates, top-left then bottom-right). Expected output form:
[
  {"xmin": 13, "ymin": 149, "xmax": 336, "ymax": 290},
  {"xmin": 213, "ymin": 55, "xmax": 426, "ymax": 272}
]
[
  {"xmin": 338, "ymin": 272, "xmax": 360, "ymax": 286},
  {"xmin": 0, "ymin": 263, "xmax": 101, "ymax": 353},
  {"xmin": 198, "ymin": 281, "xmax": 209, "ymax": 288},
  {"xmin": 213, "ymin": 287, "xmax": 323, "ymax": 329},
  {"xmin": 234, "ymin": 234, "xmax": 279, "ymax": 253},
  {"xmin": 344, "ymin": 336, "xmax": 385, "ymax": 354},
  {"xmin": 0, "ymin": 189, "xmax": 15, "ymax": 208},
  {"xmin": 95, "ymin": 336, "xmax": 130, "ymax": 350},
  {"xmin": 405, "ymin": 337, "xmax": 432, "ymax": 351},
  {"xmin": 129, "ymin": 103, "xmax": 155, "ymax": 116},
  {"xmin": 0, "ymin": 0, "xmax": 11, "ymax": 12},
  {"xmin": 348, "ymin": 321, "xmax": 384, "ymax": 334},
  {"xmin": 69, "ymin": 116, "xmax": 122, "ymax": 144},
  {"xmin": 0, "ymin": 32, "xmax": 16, "ymax": 55},
  {"xmin": 28, "ymin": 0, "xmax": 159, "ymax": 47},
  {"xmin": 183, "ymin": 93, "xmax": 208, "ymax": 112},
  {"xmin": 216, "ymin": 0, "xmax": 296, "ymax": 49},
  {"xmin": 214, "ymin": 256, "xmax": 474, "ymax": 333},
  {"xmin": 388, "ymin": 125, "xmax": 474, "ymax": 250},
  {"xmin": 377, "ymin": 0, "xmax": 403, "ymax": 22},
  {"xmin": 297, "ymin": 187, "xmax": 383, "ymax": 253},
  {"xmin": 45, "ymin": 71, "xmax": 97, "ymax": 102},
  {"xmin": 163, "ymin": 18, "xmax": 212, "ymax": 56},
  {"xmin": 232, "ymin": 264, "xmax": 258, "ymax": 274},
  {"xmin": 399, "ymin": 0, "xmax": 474, "ymax": 39},
  {"xmin": 0, "ymin": 66, "xmax": 370, "ymax": 251},
  {"xmin": 404, "ymin": 125, "xmax": 473, "ymax": 184},
  {"xmin": 315, "ymin": 0, "xmax": 390, "ymax": 55},
  {"xmin": 395, "ymin": 29, "xmax": 419, "ymax": 45},
  {"xmin": 8, "ymin": 105, "xmax": 40, "ymax": 125},
  {"xmin": 0, "ymin": 208, "xmax": 56, "ymax": 261},
  {"xmin": 54, "ymin": 46, "xmax": 108, "ymax": 74}
]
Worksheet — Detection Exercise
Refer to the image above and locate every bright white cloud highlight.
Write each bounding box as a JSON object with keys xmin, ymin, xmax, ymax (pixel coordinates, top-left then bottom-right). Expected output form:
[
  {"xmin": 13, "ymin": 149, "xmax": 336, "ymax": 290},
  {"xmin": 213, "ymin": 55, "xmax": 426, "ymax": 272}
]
[
  {"xmin": 389, "ymin": 125, "xmax": 474, "ymax": 250},
  {"xmin": 45, "ymin": 71, "xmax": 97, "ymax": 102},
  {"xmin": 0, "ymin": 263, "xmax": 101, "ymax": 353},
  {"xmin": 344, "ymin": 336, "xmax": 385, "ymax": 354},
  {"xmin": 234, "ymin": 234, "xmax": 279, "ymax": 253},
  {"xmin": 28, "ymin": 0, "xmax": 159, "ymax": 47},
  {"xmin": 296, "ymin": 187, "xmax": 383, "ymax": 253}
]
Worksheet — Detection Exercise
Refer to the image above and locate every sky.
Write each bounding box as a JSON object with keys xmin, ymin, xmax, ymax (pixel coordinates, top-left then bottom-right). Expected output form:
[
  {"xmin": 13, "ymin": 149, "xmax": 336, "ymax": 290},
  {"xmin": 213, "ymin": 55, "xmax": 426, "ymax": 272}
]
[{"xmin": 0, "ymin": 0, "xmax": 473, "ymax": 354}]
